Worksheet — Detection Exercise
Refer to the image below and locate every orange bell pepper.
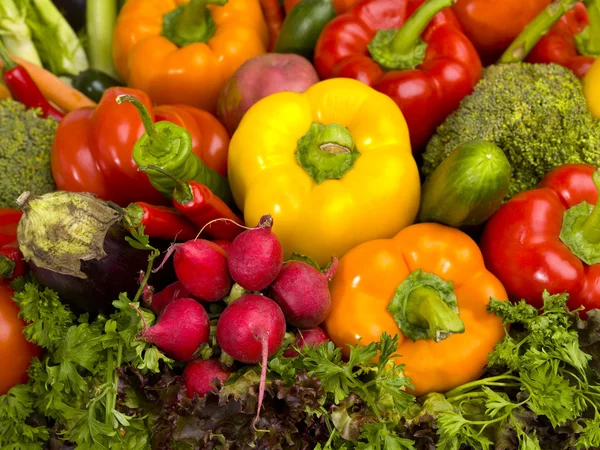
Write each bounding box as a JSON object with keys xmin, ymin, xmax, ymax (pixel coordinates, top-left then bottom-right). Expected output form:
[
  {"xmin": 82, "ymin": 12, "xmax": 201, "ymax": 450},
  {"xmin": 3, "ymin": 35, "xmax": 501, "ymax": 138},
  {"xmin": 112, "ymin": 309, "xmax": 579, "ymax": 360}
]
[
  {"xmin": 113, "ymin": 0, "xmax": 269, "ymax": 113},
  {"xmin": 324, "ymin": 223, "xmax": 508, "ymax": 396}
]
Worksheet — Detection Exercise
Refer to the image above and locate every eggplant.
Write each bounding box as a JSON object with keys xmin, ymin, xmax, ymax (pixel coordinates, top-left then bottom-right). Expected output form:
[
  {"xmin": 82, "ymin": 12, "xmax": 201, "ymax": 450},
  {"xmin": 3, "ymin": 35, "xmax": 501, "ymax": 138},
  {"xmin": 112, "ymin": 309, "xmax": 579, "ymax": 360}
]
[
  {"xmin": 52, "ymin": 0, "xmax": 87, "ymax": 33},
  {"xmin": 17, "ymin": 191, "xmax": 175, "ymax": 315}
]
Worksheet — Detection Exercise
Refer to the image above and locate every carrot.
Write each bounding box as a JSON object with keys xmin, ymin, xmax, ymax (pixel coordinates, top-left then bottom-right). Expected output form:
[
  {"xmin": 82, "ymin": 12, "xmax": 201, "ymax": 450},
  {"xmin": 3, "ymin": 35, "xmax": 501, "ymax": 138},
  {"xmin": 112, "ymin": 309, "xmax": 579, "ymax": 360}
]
[
  {"xmin": 0, "ymin": 83, "xmax": 10, "ymax": 100},
  {"xmin": 0, "ymin": 56, "xmax": 96, "ymax": 112},
  {"xmin": 259, "ymin": 0, "xmax": 285, "ymax": 51}
]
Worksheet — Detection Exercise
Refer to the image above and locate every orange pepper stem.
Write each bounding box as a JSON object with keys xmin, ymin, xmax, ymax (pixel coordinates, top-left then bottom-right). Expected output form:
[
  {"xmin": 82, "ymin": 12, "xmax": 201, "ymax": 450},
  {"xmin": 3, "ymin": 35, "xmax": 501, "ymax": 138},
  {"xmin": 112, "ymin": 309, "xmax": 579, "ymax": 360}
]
[
  {"xmin": 116, "ymin": 95, "xmax": 170, "ymax": 155},
  {"xmin": 367, "ymin": 0, "xmax": 456, "ymax": 70},
  {"xmin": 404, "ymin": 287, "xmax": 465, "ymax": 343},
  {"xmin": 165, "ymin": 0, "xmax": 228, "ymax": 47},
  {"xmin": 388, "ymin": 269, "xmax": 464, "ymax": 343}
]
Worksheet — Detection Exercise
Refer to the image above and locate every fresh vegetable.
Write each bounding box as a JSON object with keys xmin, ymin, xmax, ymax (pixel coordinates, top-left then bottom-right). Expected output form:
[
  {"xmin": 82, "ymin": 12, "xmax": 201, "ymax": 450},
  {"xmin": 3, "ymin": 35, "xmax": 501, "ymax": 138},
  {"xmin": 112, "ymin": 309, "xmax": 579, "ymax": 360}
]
[
  {"xmin": 0, "ymin": 282, "xmax": 41, "ymax": 395},
  {"xmin": 165, "ymin": 239, "xmax": 232, "ymax": 302},
  {"xmin": 118, "ymin": 95, "xmax": 232, "ymax": 204},
  {"xmin": 584, "ymin": 53, "xmax": 600, "ymax": 117},
  {"xmin": 51, "ymin": 87, "xmax": 229, "ymax": 207},
  {"xmin": 274, "ymin": 0, "xmax": 337, "ymax": 60},
  {"xmin": 216, "ymin": 53, "xmax": 319, "ymax": 135},
  {"xmin": 283, "ymin": 326, "xmax": 329, "ymax": 357},
  {"xmin": 122, "ymin": 202, "xmax": 199, "ymax": 242},
  {"xmin": 168, "ymin": 174, "xmax": 244, "ymax": 241},
  {"xmin": 0, "ymin": 209, "xmax": 22, "ymax": 247},
  {"xmin": 228, "ymin": 78, "xmax": 420, "ymax": 266},
  {"xmin": 481, "ymin": 164, "xmax": 600, "ymax": 315},
  {"xmin": 216, "ymin": 294, "xmax": 286, "ymax": 364},
  {"xmin": 422, "ymin": 63, "xmax": 600, "ymax": 200},
  {"xmin": 0, "ymin": 99, "xmax": 57, "ymax": 208},
  {"xmin": 314, "ymin": 0, "xmax": 483, "ymax": 152},
  {"xmin": 0, "ymin": 42, "xmax": 63, "ymax": 120},
  {"xmin": 451, "ymin": 0, "xmax": 552, "ymax": 62},
  {"xmin": 524, "ymin": 1, "xmax": 597, "ymax": 78},
  {"xmin": 213, "ymin": 240, "xmax": 232, "ymax": 253},
  {"xmin": 112, "ymin": 0, "xmax": 269, "ymax": 112},
  {"xmin": 418, "ymin": 140, "xmax": 511, "ymax": 227},
  {"xmin": 146, "ymin": 280, "xmax": 192, "ymax": 314},
  {"xmin": 0, "ymin": 0, "xmax": 43, "ymax": 66},
  {"xmin": 16, "ymin": 191, "xmax": 173, "ymax": 314},
  {"xmin": 259, "ymin": 0, "xmax": 285, "ymax": 50},
  {"xmin": 0, "ymin": 84, "xmax": 10, "ymax": 100},
  {"xmin": 183, "ymin": 358, "xmax": 232, "ymax": 397},
  {"xmin": 86, "ymin": 0, "xmax": 119, "ymax": 78},
  {"xmin": 269, "ymin": 256, "xmax": 337, "ymax": 328},
  {"xmin": 227, "ymin": 215, "xmax": 283, "ymax": 291},
  {"xmin": 23, "ymin": 0, "xmax": 88, "ymax": 76},
  {"xmin": 0, "ymin": 241, "xmax": 27, "ymax": 281},
  {"xmin": 284, "ymin": 0, "xmax": 360, "ymax": 14},
  {"xmin": 324, "ymin": 222, "xmax": 508, "ymax": 396},
  {"xmin": 5, "ymin": 54, "xmax": 96, "ymax": 111},
  {"xmin": 70, "ymin": 68, "xmax": 123, "ymax": 103},
  {"xmin": 139, "ymin": 298, "xmax": 210, "ymax": 362}
]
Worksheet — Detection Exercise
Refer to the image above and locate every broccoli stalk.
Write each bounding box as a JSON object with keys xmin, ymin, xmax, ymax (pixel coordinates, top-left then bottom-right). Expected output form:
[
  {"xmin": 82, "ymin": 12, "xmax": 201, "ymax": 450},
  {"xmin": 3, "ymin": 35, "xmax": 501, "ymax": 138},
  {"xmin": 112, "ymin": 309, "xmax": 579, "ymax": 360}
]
[
  {"xmin": 422, "ymin": 63, "xmax": 600, "ymax": 199},
  {"xmin": 0, "ymin": 0, "xmax": 42, "ymax": 66}
]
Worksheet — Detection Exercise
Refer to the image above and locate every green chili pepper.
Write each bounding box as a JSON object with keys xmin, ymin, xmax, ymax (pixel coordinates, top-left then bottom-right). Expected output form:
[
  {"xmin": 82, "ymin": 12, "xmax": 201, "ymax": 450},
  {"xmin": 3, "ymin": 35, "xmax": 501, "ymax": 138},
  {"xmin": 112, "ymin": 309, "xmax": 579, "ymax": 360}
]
[
  {"xmin": 72, "ymin": 69, "xmax": 123, "ymax": 103},
  {"xmin": 116, "ymin": 95, "xmax": 232, "ymax": 204},
  {"xmin": 274, "ymin": 0, "xmax": 336, "ymax": 60}
]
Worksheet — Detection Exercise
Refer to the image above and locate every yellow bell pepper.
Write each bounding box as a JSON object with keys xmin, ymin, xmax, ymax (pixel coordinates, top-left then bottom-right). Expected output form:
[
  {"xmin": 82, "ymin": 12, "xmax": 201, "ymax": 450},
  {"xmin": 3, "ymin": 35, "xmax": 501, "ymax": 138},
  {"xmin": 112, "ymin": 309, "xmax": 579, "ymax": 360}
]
[
  {"xmin": 228, "ymin": 78, "xmax": 421, "ymax": 266},
  {"xmin": 584, "ymin": 57, "xmax": 600, "ymax": 119}
]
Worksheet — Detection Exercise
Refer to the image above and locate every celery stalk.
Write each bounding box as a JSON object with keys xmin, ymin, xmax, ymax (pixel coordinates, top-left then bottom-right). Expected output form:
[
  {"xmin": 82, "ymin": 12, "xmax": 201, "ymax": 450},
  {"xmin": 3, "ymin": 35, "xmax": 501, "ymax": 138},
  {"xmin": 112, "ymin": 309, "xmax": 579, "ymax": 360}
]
[
  {"xmin": 20, "ymin": 0, "xmax": 88, "ymax": 76},
  {"xmin": 87, "ymin": 0, "xmax": 119, "ymax": 79},
  {"xmin": 0, "ymin": 0, "xmax": 42, "ymax": 66}
]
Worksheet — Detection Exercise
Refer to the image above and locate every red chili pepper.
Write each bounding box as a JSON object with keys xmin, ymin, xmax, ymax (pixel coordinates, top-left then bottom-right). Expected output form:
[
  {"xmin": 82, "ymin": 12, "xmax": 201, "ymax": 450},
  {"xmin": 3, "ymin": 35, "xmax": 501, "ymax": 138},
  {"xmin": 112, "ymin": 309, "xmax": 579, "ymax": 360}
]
[
  {"xmin": 0, "ymin": 241, "xmax": 27, "ymax": 281},
  {"xmin": 0, "ymin": 209, "xmax": 22, "ymax": 248},
  {"xmin": 526, "ymin": 1, "xmax": 598, "ymax": 78},
  {"xmin": 123, "ymin": 202, "xmax": 200, "ymax": 242},
  {"xmin": 260, "ymin": 0, "xmax": 285, "ymax": 51},
  {"xmin": 481, "ymin": 164, "xmax": 600, "ymax": 316},
  {"xmin": 313, "ymin": 0, "xmax": 482, "ymax": 153},
  {"xmin": 0, "ymin": 42, "xmax": 64, "ymax": 121},
  {"xmin": 172, "ymin": 179, "xmax": 244, "ymax": 242}
]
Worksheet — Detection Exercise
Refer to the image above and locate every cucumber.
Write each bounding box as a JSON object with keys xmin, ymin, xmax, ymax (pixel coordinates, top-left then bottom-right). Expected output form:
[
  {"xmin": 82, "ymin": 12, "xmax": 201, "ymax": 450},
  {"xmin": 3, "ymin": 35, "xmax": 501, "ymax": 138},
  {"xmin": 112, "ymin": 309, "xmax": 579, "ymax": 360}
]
[{"xmin": 418, "ymin": 140, "xmax": 511, "ymax": 227}]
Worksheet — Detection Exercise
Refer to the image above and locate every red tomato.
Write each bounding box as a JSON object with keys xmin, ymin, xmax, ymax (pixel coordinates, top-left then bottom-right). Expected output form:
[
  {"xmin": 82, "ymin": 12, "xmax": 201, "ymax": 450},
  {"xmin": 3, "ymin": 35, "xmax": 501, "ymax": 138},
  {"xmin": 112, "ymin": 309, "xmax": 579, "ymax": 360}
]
[{"xmin": 0, "ymin": 282, "xmax": 42, "ymax": 395}]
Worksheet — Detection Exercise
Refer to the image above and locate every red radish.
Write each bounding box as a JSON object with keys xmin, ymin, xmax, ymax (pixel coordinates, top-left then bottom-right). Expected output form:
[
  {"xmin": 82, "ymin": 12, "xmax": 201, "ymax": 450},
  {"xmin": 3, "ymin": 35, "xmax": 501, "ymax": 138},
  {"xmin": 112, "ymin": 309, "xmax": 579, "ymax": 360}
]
[
  {"xmin": 139, "ymin": 298, "xmax": 210, "ymax": 362},
  {"xmin": 183, "ymin": 359, "xmax": 232, "ymax": 398},
  {"xmin": 212, "ymin": 240, "xmax": 232, "ymax": 254},
  {"xmin": 157, "ymin": 240, "xmax": 232, "ymax": 302},
  {"xmin": 269, "ymin": 257, "xmax": 338, "ymax": 328},
  {"xmin": 148, "ymin": 281, "xmax": 192, "ymax": 314},
  {"xmin": 283, "ymin": 327, "xmax": 330, "ymax": 358},
  {"xmin": 227, "ymin": 215, "xmax": 283, "ymax": 291},
  {"xmin": 216, "ymin": 294, "xmax": 286, "ymax": 424}
]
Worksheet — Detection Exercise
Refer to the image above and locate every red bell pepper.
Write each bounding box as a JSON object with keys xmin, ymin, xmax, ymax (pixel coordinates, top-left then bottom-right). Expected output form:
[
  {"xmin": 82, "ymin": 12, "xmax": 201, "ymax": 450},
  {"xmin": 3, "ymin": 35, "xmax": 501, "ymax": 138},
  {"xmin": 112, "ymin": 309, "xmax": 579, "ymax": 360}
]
[
  {"xmin": 51, "ymin": 87, "xmax": 230, "ymax": 207},
  {"xmin": 0, "ymin": 209, "xmax": 22, "ymax": 248},
  {"xmin": 313, "ymin": 0, "xmax": 482, "ymax": 153},
  {"xmin": 480, "ymin": 164, "xmax": 600, "ymax": 315},
  {"xmin": 527, "ymin": 1, "xmax": 599, "ymax": 78}
]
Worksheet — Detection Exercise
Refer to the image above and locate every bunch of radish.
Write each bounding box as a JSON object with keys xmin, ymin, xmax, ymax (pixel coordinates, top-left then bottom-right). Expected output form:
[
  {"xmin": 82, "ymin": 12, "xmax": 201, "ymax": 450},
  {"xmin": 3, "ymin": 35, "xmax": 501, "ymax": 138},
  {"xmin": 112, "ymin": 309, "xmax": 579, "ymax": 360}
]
[{"xmin": 138, "ymin": 215, "xmax": 336, "ymax": 413}]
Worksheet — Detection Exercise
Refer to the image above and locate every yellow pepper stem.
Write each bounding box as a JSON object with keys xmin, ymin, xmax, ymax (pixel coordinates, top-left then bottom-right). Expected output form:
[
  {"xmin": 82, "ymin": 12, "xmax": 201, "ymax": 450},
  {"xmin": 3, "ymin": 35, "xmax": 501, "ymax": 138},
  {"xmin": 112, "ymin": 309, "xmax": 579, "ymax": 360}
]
[
  {"xmin": 388, "ymin": 269, "xmax": 465, "ymax": 343},
  {"xmin": 295, "ymin": 122, "xmax": 361, "ymax": 184},
  {"xmin": 163, "ymin": 0, "xmax": 227, "ymax": 47}
]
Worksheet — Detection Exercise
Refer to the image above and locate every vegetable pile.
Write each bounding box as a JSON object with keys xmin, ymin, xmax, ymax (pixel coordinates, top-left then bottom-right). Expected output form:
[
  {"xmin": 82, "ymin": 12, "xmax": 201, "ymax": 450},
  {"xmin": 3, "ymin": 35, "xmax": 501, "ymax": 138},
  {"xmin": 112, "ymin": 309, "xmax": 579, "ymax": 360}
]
[{"xmin": 1, "ymin": 0, "xmax": 600, "ymax": 448}]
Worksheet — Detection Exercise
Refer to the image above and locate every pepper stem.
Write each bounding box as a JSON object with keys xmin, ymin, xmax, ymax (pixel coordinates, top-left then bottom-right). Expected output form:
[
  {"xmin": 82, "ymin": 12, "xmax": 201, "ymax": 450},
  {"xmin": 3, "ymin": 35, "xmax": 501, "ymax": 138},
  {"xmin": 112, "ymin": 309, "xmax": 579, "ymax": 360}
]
[
  {"xmin": 388, "ymin": 269, "xmax": 465, "ymax": 343},
  {"xmin": 404, "ymin": 287, "xmax": 465, "ymax": 342},
  {"xmin": 0, "ymin": 41, "xmax": 17, "ymax": 71},
  {"xmin": 163, "ymin": 0, "xmax": 227, "ymax": 47},
  {"xmin": 116, "ymin": 95, "xmax": 170, "ymax": 153},
  {"xmin": 580, "ymin": 169, "xmax": 600, "ymax": 243},
  {"xmin": 137, "ymin": 164, "xmax": 194, "ymax": 204},
  {"xmin": 295, "ymin": 123, "xmax": 360, "ymax": 184},
  {"xmin": 0, "ymin": 256, "xmax": 15, "ymax": 279},
  {"xmin": 498, "ymin": 0, "xmax": 578, "ymax": 63},
  {"xmin": 367, "ymin": 0, "xmax": 455, "ymax": 70},
  {"xmin": 575, "ymin": 0, "xmax": 600, "ymax": 57}
]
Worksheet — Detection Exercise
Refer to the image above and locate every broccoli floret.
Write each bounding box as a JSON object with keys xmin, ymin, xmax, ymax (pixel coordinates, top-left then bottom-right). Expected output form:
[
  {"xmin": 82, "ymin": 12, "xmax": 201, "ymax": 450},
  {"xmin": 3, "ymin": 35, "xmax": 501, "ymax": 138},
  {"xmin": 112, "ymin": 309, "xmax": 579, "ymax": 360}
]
[
  {"xmin": 0, "ymin": 99, "xmax": 57, "ymax": 207},
  {"xmin": 422, "ymin": 63, "xmax": 600, "ymax": 199}
]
